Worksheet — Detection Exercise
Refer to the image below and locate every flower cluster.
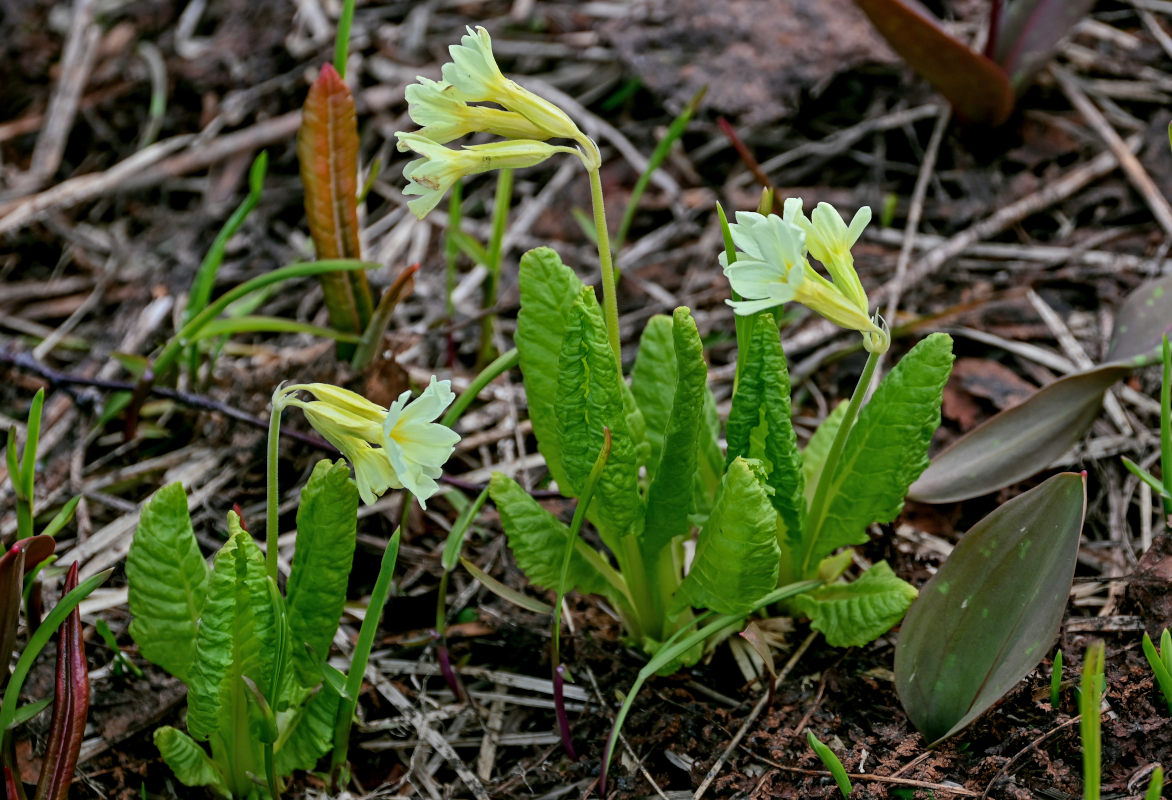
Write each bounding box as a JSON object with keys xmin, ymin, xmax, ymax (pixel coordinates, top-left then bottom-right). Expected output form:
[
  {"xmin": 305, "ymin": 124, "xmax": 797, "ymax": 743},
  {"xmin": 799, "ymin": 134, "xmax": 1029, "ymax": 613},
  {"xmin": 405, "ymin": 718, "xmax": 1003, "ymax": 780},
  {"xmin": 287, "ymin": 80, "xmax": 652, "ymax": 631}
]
[
  {"xmin": 721, "ymin": 200, "xmax": 889, "ymax": 353},
  {"xmin": 395, "ymin": 26, "xmax": 598, "ymax": 218},
  {"xmin": 275, "ymin": 378, "xmax": 460, "ymax": 507}
]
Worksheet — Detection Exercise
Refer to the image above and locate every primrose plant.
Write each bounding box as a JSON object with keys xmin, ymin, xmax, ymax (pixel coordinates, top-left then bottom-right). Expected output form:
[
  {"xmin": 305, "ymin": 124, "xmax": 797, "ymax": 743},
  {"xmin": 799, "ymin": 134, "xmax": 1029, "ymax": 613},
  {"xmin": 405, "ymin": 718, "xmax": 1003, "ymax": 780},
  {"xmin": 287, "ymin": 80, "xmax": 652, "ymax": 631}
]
[
  {"xmin": 127, "ymin": 378, "xmax": 460, "ymax": 798},
  {"xmin": 393, "ymin": 27, "xmax": 956, "ymax": 771}
]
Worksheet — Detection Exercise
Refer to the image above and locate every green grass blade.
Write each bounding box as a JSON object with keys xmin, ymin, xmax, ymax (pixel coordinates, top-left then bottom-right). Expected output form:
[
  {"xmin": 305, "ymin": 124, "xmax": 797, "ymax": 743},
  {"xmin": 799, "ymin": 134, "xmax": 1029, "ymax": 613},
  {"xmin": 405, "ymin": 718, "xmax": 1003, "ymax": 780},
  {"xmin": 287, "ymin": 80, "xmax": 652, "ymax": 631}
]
[
  {"xmin": 1080, "ymin": 641, "xmax": 1104, "ymax": 800},
  {"xmin": 615, "ymin": 87, "xmax": 705, "ymax": 252}
]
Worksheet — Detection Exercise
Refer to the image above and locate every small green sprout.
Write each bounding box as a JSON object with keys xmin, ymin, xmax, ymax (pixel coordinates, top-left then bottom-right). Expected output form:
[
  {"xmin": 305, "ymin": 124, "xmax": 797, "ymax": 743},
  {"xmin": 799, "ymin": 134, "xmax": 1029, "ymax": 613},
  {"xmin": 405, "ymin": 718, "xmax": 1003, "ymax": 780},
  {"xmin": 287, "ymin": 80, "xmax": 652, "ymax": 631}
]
[
  {"xmin": 807, "ymin": 731, "xmax": 852, "ymax": 798},
  {"xmin": 1142, "ymin": 628, "xmax": 1172, "ymax": 715},
  {"xmin": 1051, "ymin": 649, "xmax": 1063, "ymax": 709}
]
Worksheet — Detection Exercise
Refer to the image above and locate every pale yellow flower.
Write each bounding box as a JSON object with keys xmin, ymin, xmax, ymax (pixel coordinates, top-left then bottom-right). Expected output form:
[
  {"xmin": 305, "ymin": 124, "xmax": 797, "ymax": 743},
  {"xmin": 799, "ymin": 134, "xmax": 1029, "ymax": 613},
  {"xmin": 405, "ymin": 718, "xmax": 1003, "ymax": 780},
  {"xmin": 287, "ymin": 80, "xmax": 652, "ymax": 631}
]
[
  {"xmin": 395, "ymin": 133, "xmax": 573, "ymax": 218},
  {"xmin": 784, "ymin": 199, "xmax": 871, "ymax": 313},
  {"xmin": 276, "ymin": 379, "xmax": 461, "ymax": 507},
  {"xmin": 720, "ymin": 210, "xmax": 888, "ymax": 353},
  {"xmin": 440, "ymin": 26, "xmax": 590, "ymax": 152},
  {"xmin": 402, "ymin": 77, "xmax": 550, "ymax": 146}
]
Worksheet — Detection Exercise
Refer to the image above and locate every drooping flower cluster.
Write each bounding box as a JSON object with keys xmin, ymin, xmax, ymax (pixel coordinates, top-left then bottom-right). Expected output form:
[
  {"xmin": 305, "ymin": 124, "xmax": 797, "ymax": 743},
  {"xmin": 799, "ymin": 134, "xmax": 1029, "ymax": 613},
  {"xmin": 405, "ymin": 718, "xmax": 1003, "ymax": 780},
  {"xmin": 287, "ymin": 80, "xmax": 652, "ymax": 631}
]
[
  {"xmin": 395, "ymin": 26, "xmax": 598, "ymax": 218},
  {"xmin": 721, "ymin": 200, "xmax": 889, "ymax": 353},
  {"xmin": 275, "ymin": 378, "xmax": 460, "ymax": 507}
]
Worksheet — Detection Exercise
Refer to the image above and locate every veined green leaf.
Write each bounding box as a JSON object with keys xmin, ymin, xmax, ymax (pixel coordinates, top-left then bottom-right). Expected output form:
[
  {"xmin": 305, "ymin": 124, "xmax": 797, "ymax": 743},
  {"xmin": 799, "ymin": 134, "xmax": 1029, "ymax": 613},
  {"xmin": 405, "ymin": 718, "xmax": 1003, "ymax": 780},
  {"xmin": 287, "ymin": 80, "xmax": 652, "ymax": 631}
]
[
  {"xmin": 695, "ymin": 386, "xmax": 723, "ymax": 520},
  {"xmin": 273, "ymin": 684, "xmax": 339, "ymax": 775},
  {"xmin": 127, "ymin": 483, "xmax": 210, "ymax": 683},
  {"xmin": 186, "ymin": 518, "xmax": 285, "ymax": 750},
  {"xmin": 154, "ymin": 726, "xmax": 229, "ymax": 797},
  {"xmin": 488, "ymin": 472, "xmax": 620, "ymax": 600},
  {"xmin": 286, "ymin": 460, "xmax": 358, "ymax": 689},
  {"xmin": 643, "ymin": 308, "xmax": 708, "ymax": 556},
  {"xmin": 516, "ymin": 247, "xmax": 587, "ymax": 491},
  {"xmin": 630, "ymin": 315, "xmax": 675, "ymax": 475},
  {"xmin": 806, "ymin": 333, "xmax": 953, "ymax": 575},
  {"xmin": 725, "ymin": 315, "xmax": 806, "ymax": 544},
  {"xmin": 802, "ymin": 400, "xmax": 849, "ymax": 506},
  {"xmin": 795, "ymin": 561, "xmax": 917, "ymax": 647},
  {"xmin": 895, "ymin": 472, "xmax": 1086, "ymax": 744},
  {"xmin": 555, "ymin": 289, "xmax": 641, "ymax": 538},
  {"xmin": 674, "ymin": 458, "xmax": 780, "ymax": 616}
]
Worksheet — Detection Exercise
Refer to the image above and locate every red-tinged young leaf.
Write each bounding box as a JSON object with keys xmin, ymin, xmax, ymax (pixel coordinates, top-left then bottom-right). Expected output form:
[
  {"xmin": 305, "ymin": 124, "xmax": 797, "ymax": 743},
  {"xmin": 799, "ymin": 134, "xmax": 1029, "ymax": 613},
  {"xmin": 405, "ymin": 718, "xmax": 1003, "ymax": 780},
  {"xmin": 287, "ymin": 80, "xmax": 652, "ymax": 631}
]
[
  {"xmin": 992, "ymin": 0, "xmax": 1096, "ymax": 92},
  {"xmin": 0, "ymin": 535, "xmax": 55, "ymax": 672},
  {"xmin": 895, "ymin": 472, "xmax": 1086, "ymax": 744},
  {"xmin": 297, "ymin": 63, "xmax": 372, "ymax": 355},
  {"xmin": 851, "ymin": 0, "xmax": 1015, "ymax": 125},
  {"xmin": 908, "ymin": 364, "xmax": 1130, "ymax": 503},
  {"xmin": 1106, "ymin": 275, "xmax": 1172, "ymax": 365},
  {"xmin": 35, "ymin": 562, "xmax": 89, "ymax": 800},
  {"xmin": 4, "ymin": 767, "xmax": 16, "ymax": 800}
]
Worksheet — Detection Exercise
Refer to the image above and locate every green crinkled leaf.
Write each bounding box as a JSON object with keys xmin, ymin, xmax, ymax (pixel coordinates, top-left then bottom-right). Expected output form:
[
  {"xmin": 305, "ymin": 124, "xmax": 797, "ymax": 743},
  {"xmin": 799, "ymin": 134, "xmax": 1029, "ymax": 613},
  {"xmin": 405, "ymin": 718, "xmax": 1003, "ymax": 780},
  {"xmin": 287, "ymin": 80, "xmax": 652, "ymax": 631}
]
[
  {"xmin": 802, "ymin": 400, "xmax": 849, "ymax": 506},
  {"xmin": 795, "ymin": 561, "xmax": 918, "ymax": 647},
  {"xmin": 489, "ymin": 472, "xmax": 612, "ymax": 598},
  {"xmin": 693, "ymin": 385, "xmax": 723, "ymax": 525},
  {"xmin": 127, "ymin": 483, "xmax": 210, "ymax": 683},
  {"xmin": 674, "ymin": 458, "xmax": 781, "ymax": 616},
  {"xmin": 725, "ymin": 315, "xmax": 805, "ymax": 544},
  {"xmin": 286, "ymin": 460, "xmax": 358, "ymax": 689},
  {"xmin": 273, "ymin": 683, "xmax": 340, "ymax": 775},
  {"xmin": 643, "ymin": 308, "xmax": 708, "ymax": 556},
  {"xmin": 516, "ymin": 247, "xmax": 587, "ymax": 491},
  {"xmin": 630, "ymin": 314, "xmax": 676, "ymax": 476},
  {"xmin": 186, "ymin": 518, "xmax": 285, "ymax": 748},
  {"xmin": 154, "ymin": 726, "xmax": 230, "ymax": 797},
  {"xmin": 555, "ymin": 289, "xmax": 642, "ymax": 538},
  {"xmin": 803, "ymin": 333, "xmax": 954, "ymax": 576}
]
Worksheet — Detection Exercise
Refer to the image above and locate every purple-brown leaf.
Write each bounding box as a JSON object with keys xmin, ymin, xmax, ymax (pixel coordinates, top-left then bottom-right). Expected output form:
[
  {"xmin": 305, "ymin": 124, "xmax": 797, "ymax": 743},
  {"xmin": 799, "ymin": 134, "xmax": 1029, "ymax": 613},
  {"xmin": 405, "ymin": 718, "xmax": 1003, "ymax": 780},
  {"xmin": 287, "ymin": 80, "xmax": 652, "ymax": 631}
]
[
  {"xmin": 297, "ymin": 63, "xmax": 373, "ymax": 351},
  {"xmin": 34, "ymin": 562, "xmax": 89, "ymax": 800},
  {"xmin": 1106, "ymin": 274, "xmax": 1172, "ymax": 365},
  {"xmin": 896, "ymin": 472, "xmax": 1086, "ymax": 743},
  {"xmin": 992, "ymin": 0, "xmax": 1096, "ymax": 92},
  {"xmin": 0, "ymin": 536, "xmax": 55, "ymax": 673},
  {"xmin": 908, "ymin": 364, "xmax": 1130, "ymax": 503},
  {"xmin": 851, "ymin": 0, "xmax": 1015, "ymax": 125}
]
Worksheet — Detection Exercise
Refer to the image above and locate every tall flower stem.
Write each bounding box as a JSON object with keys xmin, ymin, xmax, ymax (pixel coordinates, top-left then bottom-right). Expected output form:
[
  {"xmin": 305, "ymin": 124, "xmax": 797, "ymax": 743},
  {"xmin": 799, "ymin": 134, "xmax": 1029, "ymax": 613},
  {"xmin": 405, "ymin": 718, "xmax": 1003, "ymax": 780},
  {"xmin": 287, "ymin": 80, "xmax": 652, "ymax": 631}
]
[
  {"xmin": 265, "ymin": 399, "xmax": 283, "ymax": 584},
  {"xmin": 587, "ymin": 166, "xmax": 622, "ymax": 366},
  {"xmin": 801, "ymin": 349, "xmax": 882, "ymax": 577}
]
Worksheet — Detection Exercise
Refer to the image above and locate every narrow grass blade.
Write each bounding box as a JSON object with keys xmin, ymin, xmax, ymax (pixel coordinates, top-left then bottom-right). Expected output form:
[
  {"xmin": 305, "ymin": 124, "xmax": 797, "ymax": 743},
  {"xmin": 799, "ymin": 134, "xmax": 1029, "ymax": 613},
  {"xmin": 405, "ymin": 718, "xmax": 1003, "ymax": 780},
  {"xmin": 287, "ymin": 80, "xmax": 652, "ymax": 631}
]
[
  {"xmin": 460, "ymin": 557, "xmax": 553, "ymax": 615},
  {"xmin": 1080, "ymin": 641, "xmax": 1105, "ymax": 800},
  {"xmin": 615, "ymin": 86, "xmax": 705, "ymax": 252}
]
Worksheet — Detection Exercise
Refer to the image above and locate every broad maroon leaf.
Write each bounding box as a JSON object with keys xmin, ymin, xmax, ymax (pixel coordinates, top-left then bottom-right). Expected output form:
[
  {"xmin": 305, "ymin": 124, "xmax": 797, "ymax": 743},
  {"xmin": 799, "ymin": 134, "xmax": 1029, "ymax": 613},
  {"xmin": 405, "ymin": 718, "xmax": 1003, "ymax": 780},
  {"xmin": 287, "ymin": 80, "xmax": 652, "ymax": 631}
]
[
  {"xmin": 992, "ymin": 0, "xmax": 1096, "ymax": 92},
  {"xmin": 0, "ymin": 535, "xmax": 55, "ymax": 673},
  {"xmin": 1106, "ymin": 274, "xmax": 1172, "ymax": 365},
  {"xmin": 35, "ymin": 562, "xmax": 89, "ymax": 800},
  {"xmin": 851, "ymin": 0, "xmax": 1014, "ymax": 125},
  {"xmin": 895, "ymin": 472, "xmax": 1086, "ymax": 744},
  {"xmin": 908, "ymin": 364, "xmax": 1130, "ymax": 503},
  {"xmin": 297, "ymin": 63, "xmax": 373, "ymax": 354}
]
